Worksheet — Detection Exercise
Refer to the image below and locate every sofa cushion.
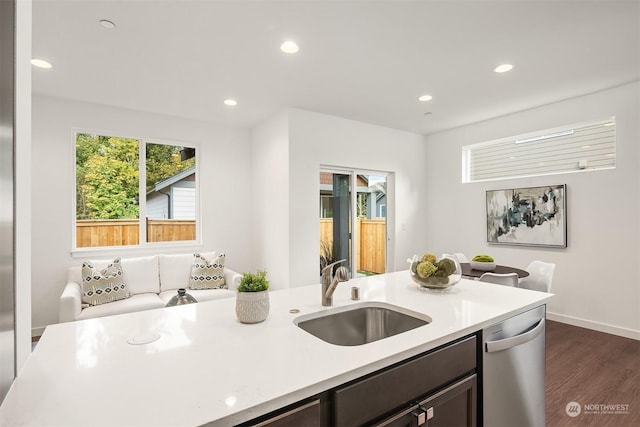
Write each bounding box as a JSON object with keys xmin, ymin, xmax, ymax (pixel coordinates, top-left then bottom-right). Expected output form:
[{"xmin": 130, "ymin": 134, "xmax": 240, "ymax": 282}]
[
  {"xmin": 189, "ymin": 253, "xmax": 226, "ymax": 290},
  {"xmin": 159, "ymin": 251, "xmax": 215, "ymax": 292},
  {"xmin": 120, "ymin": 256, "xmax": 160, "ymax": 294},
  {"xmin": 159, "ymin": 288, "xmax": 235, "ymax": 305},
  {"xmin": 81, "ymin": 258, "xmax": 131, "ymax": 306},
  {"xmin": 75, "ymin": 255, "xmax": 160, "ymax": 295},
  {"xmin": 76, "ymin": 293, "xmax": 165, "ymax": 321}
]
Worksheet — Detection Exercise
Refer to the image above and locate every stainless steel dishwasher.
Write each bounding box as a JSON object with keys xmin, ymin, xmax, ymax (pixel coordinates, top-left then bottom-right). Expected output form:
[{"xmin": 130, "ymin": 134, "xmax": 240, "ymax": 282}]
[{"xmin": 483, "ymin": 305, "xmax": 546, "ymax": 427}]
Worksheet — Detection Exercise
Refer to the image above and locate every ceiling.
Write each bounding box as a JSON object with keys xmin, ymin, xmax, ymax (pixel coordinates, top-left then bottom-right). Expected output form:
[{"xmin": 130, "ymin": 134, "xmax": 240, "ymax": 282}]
[{"xmin": 31, "ymin": 0, "xmax": 640, "ymax": 136}]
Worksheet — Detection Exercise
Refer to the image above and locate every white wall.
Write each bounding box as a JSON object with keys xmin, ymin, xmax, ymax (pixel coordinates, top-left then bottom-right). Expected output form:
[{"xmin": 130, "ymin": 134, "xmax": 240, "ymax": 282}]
[
  {"xmin": 31, "ymin": 95, "xmax": 253, "ymax": 332},
  {"xmin": 250, "ymin": 112, "xmax": 290, "ymax": 289},
  {"xmin": 425, "ymin": 82, "xmax": 640, "ymax": 339},
  {"xmin": 287, "ymin": 108, "xmax": 429, "ymax": 288}
]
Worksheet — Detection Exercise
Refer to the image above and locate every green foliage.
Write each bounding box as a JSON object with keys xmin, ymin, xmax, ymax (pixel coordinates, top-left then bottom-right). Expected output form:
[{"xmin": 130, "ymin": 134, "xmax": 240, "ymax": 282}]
[
  {"xmin": 76, "ymin": 134, "xmax": 139, "ymax": 220},
  {"xmin": 75, "ymin": 134, "xmax": 196, "ymax": 220},
  {"xmin": 420, "ymin": 253, "xmax": 437, "ymax": 264},
  {"xmin": 238, "ymin": 270, "xmax": 269, "ymax": 292},
  {"xmin": 319, "ymin": 240, "xmax": 336, "ymax": 274},
  {"xmin": 415, "ymin": 253, "xmax": 456, "ymax": 280},
  {"xmin": 145, "ymin": 143, "xmax": 195, "ymax": 192},
  {"xmin": 416, "ymin": 261, "xmax": 437, "ymax": 278},
  {"xmin": 472, "ymin": 254, "xmax": 494, "ymax": 262},
  {"xmin": 436, "ymin": 258, "xmax": 456, "ymax": 275},
  {"xmin": 356, "ymin": 193, "xmax": 368, "ymax": 217}
]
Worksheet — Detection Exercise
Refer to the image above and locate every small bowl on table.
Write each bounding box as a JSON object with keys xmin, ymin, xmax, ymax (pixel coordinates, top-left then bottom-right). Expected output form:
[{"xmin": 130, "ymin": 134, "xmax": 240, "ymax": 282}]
[{"xmin": 469, "ymin": 260, "xmax": 496, "ymax": 271}]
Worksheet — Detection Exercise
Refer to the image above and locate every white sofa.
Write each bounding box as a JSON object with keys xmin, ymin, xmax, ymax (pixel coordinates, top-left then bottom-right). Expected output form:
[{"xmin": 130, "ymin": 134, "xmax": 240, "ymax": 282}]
[{"xmin": 59, "ymin": 252, "xmax": 242, "ymax": 323}]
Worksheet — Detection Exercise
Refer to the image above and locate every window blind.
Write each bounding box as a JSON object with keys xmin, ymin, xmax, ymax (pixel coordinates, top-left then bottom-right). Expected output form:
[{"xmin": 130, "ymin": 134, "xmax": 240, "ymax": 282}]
[{"xmin": 464, "ymin": 119, "xmax": 616, "ymax": 182}]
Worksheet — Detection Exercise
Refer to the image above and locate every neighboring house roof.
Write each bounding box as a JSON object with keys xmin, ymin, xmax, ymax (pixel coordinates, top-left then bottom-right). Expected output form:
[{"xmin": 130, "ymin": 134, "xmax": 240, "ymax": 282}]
[
  {"xmin": 147, "ymin": 166, "xmax": 195, "ymax": 194},
  {"xmin": 371, "ymin": 183, "xmax": 386, "ymax": 202}
]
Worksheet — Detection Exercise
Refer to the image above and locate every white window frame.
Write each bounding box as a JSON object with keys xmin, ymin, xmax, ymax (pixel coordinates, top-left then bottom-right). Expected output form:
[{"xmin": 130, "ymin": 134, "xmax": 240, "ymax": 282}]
[
  {"xmin": 71, "ymin": 129, "xmax": 201, "ymax": 257},
  {"xmin": 462, "ymin": 117, "xmax": 616, "ymax": 183}
]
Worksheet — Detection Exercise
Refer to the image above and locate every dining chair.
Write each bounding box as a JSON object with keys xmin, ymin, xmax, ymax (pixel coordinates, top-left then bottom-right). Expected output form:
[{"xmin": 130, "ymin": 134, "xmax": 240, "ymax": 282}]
[
  {"xmin": 453, "ymin": 253, "xmax": 469, "ymax": 263},
  {"xmin": 518, "ymin": 260, "xmax": 555, "ymax": 292},
  {"xmin": 479, "ymin": 272, "xmax": 519, "ymax": 287}
]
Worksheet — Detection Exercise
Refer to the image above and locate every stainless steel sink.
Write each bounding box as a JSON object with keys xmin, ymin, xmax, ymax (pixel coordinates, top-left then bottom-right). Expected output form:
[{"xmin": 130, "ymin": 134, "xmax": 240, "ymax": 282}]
[{"xmin": 294, "ymin": 302, "xmax": 431, "ymax": 346}]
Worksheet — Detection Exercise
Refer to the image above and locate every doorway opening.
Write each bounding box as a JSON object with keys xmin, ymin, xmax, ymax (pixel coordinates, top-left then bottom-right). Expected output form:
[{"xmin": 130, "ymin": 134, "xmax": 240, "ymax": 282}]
[{"xmin": 319, "ymin": 169, "xmax": 388, "ymax": 277}]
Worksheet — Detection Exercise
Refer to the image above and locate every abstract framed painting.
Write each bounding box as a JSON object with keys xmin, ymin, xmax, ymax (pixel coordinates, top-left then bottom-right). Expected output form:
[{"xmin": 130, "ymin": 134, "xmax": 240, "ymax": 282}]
[{"xmin": 486, "ymin": 184, "xmax": 567, "ymax": 248}]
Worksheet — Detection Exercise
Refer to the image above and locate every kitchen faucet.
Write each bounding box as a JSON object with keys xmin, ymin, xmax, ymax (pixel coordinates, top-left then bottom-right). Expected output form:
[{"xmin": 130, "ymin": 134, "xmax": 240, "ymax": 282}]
[{"xmin": 321, "ymin": 259, "xmax": 350, "ymax": 306}]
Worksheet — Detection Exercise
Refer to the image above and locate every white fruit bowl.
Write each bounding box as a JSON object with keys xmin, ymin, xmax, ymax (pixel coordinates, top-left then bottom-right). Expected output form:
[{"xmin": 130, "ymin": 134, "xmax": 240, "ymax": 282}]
[{"xmin": 470, "ymin": 261, "xmax": 496, "ymax": 271}]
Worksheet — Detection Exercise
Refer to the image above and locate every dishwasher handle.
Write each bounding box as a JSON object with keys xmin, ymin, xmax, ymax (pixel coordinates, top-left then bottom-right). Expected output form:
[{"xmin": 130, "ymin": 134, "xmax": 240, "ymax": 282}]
[{"xmin": 485, "ymin": 318, "xmax": 545, "ymax": 353}]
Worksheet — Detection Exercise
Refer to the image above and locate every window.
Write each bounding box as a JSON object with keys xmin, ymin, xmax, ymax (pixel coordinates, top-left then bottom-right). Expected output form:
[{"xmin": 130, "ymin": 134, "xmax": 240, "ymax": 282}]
[
  {"xmin": 75, "ymin": 133, "xmax": 198, "ymax": 249},
  {"xmin": 462, "ymin": 118, "xmax": 616, "ymax": 183}
]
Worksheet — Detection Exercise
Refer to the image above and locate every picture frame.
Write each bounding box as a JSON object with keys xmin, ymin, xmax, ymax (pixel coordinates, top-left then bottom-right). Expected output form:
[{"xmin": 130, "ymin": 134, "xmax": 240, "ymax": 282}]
[{"xmin": 486, "ymin": 184, "xmax": 567, "ymax": 248}]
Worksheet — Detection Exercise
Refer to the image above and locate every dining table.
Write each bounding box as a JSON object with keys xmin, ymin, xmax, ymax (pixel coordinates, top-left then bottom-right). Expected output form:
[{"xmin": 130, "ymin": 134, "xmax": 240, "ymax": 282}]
[{"xmin": 460, "ymin": 263, "xmax": 530, "ymax": 279}]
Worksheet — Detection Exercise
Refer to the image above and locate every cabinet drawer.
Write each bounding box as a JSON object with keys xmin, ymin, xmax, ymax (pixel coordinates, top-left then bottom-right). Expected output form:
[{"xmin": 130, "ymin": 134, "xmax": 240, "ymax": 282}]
[
  {"xmin": 333, "ymin": 335, "xmax": 477, "ymax": 427},
  {"xmin": 376, "ymin": 375, "xmax": 477, "ymax": 427}
]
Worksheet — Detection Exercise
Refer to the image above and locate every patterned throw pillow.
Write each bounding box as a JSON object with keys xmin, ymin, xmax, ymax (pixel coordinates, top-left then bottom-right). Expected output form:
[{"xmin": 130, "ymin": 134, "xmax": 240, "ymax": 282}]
[
  {"xmin": 189, "ymin": 253, "xmax": 227, "ymax": 290},
  {"xmin": 81, "ymin": 257, "xmax": 131, "ymax": 306}
]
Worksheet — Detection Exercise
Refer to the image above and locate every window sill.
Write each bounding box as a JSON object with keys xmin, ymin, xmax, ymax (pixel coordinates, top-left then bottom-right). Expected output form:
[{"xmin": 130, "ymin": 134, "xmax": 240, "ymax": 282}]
[{"xmin": 70, "ymin": 241, "xmax": 204, "ymax": 259}]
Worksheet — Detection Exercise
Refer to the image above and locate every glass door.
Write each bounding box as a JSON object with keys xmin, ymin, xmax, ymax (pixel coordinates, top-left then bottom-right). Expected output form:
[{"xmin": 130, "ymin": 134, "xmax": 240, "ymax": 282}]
[
  {"xmin": 320, "ymin": 172, "xmax": 352, "ymax": 275},
  {"xmin": 320, "ymin": 169, "xmax": 387, "ymax": 277}
]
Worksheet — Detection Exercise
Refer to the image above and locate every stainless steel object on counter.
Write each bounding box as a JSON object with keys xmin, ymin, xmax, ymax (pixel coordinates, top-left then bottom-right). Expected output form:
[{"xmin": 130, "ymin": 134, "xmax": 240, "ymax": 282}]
[
  {"xmin": 483, "ymin": 305, "xmax": 546, "ymax": 427},
  {"xmin": 165, "ymin": 288, "xmax": 198, "ymax": 307},
  {"xmin": 320, "ymin": 259, "xmax": 349, "ymax": 306},
  {"xmin": 295, "ymin": 302, "xmax": 430, "ymax": 346}
]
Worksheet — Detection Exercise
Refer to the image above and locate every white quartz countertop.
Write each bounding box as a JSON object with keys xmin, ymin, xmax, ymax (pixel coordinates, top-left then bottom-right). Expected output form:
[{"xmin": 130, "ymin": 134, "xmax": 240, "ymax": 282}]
[{"xmin": 0, "ymin": 271, "xmax": 552, "ymax": 426}]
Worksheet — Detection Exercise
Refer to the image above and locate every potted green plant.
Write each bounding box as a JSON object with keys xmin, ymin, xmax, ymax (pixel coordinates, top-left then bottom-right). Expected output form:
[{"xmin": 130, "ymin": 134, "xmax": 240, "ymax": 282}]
[{"xmin": 236, "ymin": 269, "xmax": 270, "ymax": 323}]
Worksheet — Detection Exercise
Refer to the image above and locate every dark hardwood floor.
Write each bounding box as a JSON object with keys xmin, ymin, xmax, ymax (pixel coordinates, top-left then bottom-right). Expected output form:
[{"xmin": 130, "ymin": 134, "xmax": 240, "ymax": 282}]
[{"xmin": 546, "ymin": 320, "xmax": 640, "ymax": 426}]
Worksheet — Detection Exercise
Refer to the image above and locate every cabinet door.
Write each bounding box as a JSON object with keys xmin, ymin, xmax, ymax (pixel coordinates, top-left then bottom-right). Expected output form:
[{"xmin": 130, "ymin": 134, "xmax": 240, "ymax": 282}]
[
  {"xmin": 333, "ymin": 335, "xmax": 476, "ymax": 426},
  {"xmin": 375, "ymin": 375, "xmax": 477, "ymax": 427},
  {"xmin": 251, "ymin": 399, "xmax": 321, "ymax": 427}
]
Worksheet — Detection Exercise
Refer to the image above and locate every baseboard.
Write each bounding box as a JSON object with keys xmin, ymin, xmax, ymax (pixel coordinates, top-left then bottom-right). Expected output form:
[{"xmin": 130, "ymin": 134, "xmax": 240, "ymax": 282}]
[{"xmin": 547, "ymin": 311, "xmax": 640, "ymax": 340}]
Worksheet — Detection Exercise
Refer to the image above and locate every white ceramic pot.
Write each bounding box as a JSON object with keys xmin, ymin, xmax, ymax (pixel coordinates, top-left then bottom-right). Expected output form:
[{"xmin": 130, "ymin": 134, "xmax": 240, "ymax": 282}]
[
  {"xmin": 235, "ymin": 290, "xmax": 270, "ymax": 323},
  {"xmin": 470, "ymin": 261, "xmax": 496, "ymax": 271}
]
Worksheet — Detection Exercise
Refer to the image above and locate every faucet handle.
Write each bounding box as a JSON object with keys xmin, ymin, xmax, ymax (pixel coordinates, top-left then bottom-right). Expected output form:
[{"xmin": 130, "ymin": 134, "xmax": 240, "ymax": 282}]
[
  {"xmin": 334, "ymin": 266, "xmax": 350, "ymax": 281},
  {"xmin": 321, "ymin": 259, "xmax": 347, "ymax": 276}
]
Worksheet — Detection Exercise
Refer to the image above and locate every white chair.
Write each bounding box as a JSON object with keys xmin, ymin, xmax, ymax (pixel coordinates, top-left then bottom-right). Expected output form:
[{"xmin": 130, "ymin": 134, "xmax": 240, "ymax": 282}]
[
  {"xmin": 479, "ymin": 272, "xmax": 519, "ymax": 287},
  {"xmin": 454, "ymin": 253, "xmax": 469, "ymax": 263},
  {"xmin": 518, "ymin": 260, "xmax": 555, "ymax": 292}
]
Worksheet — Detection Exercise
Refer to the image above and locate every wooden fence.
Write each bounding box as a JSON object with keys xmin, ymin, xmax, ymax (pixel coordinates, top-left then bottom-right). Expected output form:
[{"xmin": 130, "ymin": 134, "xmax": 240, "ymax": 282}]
[
  {"xmin": 77, "ymin": 218, "xmax": 386, "ymax": 273},
  {"xmin": 76, "ymin": 219, "xmax": 195, "ymax": 247},
  {"xmin": 319, "ymin": 218, "xmax": 386, "ymax": 274}
]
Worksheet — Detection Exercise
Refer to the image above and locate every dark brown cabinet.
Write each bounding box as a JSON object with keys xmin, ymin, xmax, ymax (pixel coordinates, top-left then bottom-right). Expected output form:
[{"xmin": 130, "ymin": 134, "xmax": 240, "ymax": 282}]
[
  {"xmin": 375, "ymin": 375, "xmax": 476, "ymax": 427},
  {"xmin": 332, "ymin": 335, "xmax": 477, "ymax": 426},
  {"xmin": 247, "ymin": 399, "xmax": 322, "ymax": 427},
  {"xmin": 241, "ymin": 334, "xmax": 478, "ymax": 427}
]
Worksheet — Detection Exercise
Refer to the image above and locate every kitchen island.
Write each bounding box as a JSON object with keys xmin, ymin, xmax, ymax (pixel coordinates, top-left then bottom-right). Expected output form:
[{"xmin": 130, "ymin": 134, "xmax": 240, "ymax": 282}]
[{"xmin": 0, "ymin": 271, "xmax": 552, "ymax": 426}]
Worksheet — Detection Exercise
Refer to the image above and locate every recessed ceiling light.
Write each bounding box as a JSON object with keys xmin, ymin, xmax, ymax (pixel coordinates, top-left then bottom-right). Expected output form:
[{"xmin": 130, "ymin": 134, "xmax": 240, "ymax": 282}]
[
  {"xmin": 494, "ymin": 64, "xmax": 514, "ymax": 73},
  {"xmin": 224, "ymin": 99, "xmax": 238, "ymax": 106},
  {"xmin": 31, "ymin": 59, "xmax": 52, "ymax": 69},
  {"xmin": 100, "ymin": 19, "xmax": 116, "ymax": 29},
  {"xmin": 418, "ymin": 94, "xmax": 433, "ymax": 102},
  {"xmin": 280, "ymin": 40, "xmax": 299, "ymax": 54}
]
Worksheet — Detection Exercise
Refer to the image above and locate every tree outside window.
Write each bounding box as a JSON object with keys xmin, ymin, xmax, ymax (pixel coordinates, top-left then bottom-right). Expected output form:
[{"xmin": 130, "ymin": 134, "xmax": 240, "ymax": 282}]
[{"xmin": 75, "ymin": 133, "xmax": 197, "ymax": 248}]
